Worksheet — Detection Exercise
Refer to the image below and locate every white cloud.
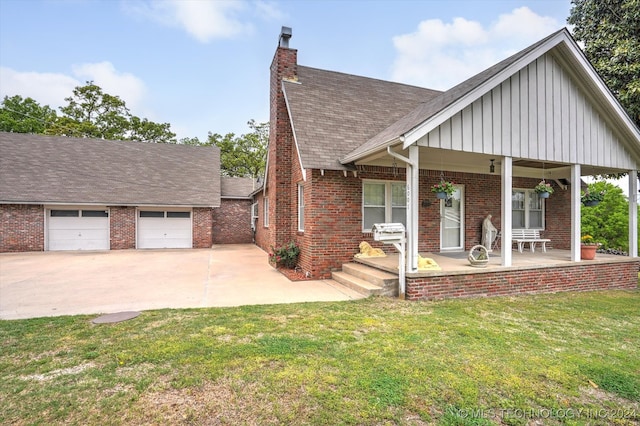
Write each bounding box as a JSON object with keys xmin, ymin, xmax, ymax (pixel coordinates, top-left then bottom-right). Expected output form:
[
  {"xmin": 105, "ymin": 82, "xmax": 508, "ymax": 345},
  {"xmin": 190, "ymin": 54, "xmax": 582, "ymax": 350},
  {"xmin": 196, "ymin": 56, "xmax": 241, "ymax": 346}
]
[
  {"xmin": 126, "ymin": 0, "xmax": 255, "ymax": 42},
  {"xmin": 72, "ymin": 62, "xmax": 147, "ymax": 113},
  {"xmin": 0, "ymin": 67, "xmax": 79, "ymax": 110},
  {"xmin": 391, "ymin": 7, "xmax": 561, "ymax": 90},
  {"xmin": 0, "ymin": 62, "xmax": 148, "ymax": 117}
]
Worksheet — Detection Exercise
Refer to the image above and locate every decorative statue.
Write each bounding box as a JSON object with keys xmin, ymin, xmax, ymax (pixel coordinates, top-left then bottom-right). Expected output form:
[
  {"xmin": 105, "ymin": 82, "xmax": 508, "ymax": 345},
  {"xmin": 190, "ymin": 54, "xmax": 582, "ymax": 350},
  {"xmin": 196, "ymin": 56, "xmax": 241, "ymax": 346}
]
[
  {"xmin": 481, "ymin": 214, "xmax": 498, "ymax": 252},
  {"xmin": 354, "ymin": 241, "xmax": 386, "ymax": 258}
]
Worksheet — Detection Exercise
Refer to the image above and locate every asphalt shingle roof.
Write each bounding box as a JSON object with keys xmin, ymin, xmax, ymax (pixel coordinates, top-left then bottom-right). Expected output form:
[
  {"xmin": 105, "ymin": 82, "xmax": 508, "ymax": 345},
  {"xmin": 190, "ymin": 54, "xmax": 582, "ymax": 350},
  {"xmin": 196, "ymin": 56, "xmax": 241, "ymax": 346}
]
[
  {"xmin": 283, "ymin": 66, "xmax": 441, "ymax": 170},
  {"xmin": 221, "ymin": 177, "xmax": 257, "ymax": 198},
  {"xmin": 341, "ymin": 29, "xmax": 567, "ymax": 162},
  {"xmin": 0, "ymin": 132, "xmax": 221, "ymax": 207}
]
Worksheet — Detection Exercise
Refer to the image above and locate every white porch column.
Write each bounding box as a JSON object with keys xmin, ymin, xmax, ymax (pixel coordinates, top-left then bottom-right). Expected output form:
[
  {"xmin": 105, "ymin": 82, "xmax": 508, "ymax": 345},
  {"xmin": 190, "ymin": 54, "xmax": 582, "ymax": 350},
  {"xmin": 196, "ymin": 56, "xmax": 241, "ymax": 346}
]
[
  {"xmin": 409, "ymin": 145, "xmax": 420, "ymax": 272},
  {"xmin": 501, "ymin": 156, "xmax": 512, "ymax": 267},
  {"xmin": 570, "ymin": 164, "xmax": 581, "ymax": 262},
  {"xmin": 629, "ymin": 170, "xmax": 638, "ymax": 258}
]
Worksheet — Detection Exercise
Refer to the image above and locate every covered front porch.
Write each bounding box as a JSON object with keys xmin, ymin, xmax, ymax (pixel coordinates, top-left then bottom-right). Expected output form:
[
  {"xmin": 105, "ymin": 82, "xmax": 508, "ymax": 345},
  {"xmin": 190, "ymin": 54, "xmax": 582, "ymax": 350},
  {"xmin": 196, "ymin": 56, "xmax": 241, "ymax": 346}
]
[
  {"xmin": 352, "ymin": 249, "xmax": 639, "ymax": 300},
  {"xmin": 354, "ymin": 248, "xmax": 633, "ymax": 275}
]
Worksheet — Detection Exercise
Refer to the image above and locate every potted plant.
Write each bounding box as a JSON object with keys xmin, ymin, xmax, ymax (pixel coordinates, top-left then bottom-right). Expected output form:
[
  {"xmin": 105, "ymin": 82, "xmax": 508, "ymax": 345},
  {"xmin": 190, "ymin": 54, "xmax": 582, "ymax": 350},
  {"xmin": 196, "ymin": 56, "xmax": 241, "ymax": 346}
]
[
  {"xmin": 431, "ymin": 180, "xmax": 456, "ymax": 199},
  {"xmin": 580, "ymin": 234, "xmax": 599, "ymax": 260},
  {"xmin": 581, "ymin": 186, "xmax": 605, "ymax": 207},
  {"xmin": 534, "ymin": 180, "xmax": 554, "ymax": 198}
]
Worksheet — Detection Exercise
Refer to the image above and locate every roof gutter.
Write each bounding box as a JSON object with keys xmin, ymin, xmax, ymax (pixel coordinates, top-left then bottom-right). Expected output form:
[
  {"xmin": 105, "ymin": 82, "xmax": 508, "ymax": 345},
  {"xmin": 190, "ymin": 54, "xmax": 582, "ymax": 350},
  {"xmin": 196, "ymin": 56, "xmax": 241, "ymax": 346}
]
[{"xmin": 340, "ymin": 136, "xmax": 402, "ymax": 165}]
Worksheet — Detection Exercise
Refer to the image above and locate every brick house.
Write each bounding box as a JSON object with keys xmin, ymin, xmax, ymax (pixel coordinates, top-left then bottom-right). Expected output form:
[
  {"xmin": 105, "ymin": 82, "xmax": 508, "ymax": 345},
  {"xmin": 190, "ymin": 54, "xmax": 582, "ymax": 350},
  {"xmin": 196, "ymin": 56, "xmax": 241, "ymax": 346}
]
[
  {"xmin": 254, "ymin": 27, "xmax": 640, "ymax": 299},
  {"xmin": 0, "ymin": 133, "xmax": 221, "ymax": 251}
]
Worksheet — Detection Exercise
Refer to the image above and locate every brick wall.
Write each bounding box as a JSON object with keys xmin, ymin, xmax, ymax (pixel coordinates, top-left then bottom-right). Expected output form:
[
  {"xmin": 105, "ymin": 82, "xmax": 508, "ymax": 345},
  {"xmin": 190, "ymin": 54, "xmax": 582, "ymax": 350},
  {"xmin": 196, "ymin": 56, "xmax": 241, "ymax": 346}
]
[
  {"xmin": 109, "ymin": 206, "xmax": 136, "ymax": 249},
  {"xmin": 213, "ymin": 199, "xmax": 253, "ymax": 244},
  {"xmin": 405, "ymin": 260, "xmax": 639, "ymax": 300},
  {"xmin": 193, "ymin": 207, "xmax": 214, "ymax": 248},
  {"xmin": 271, "ymin": 165, "xmax": 573, "ymax": 279},
  {"xmin": 258, "ymin": 42, "xmax": 298, "ymax": 254},
  {"xmin": 0, "ymin": 204, "xmax": 44, "ymax": 252}
]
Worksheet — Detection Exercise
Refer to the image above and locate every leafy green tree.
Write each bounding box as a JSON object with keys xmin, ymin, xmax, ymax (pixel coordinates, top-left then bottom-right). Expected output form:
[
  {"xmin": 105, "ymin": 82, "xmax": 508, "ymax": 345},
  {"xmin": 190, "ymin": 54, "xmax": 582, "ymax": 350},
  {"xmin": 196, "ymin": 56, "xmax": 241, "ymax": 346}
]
[
  {"xmin": 581, "ymin": 181, "xmax": 634, "ymax": 252},
  {"xmin": 0, "ymin": 95, "xmax": 57, "ymax": 133},
  {"xmin": 36, "ymin": 81, "xmax": 177, "ymax": 143},
  {"xmin": 207, "ymin": 120, "xmax": 268, "ymax": 178},
  {"xmin": 129, "ymin": 116, "xmax": 176, "ymax": 144},
  {"xmin": 53, "ymin": 82, "xmax": 131, "ymax": 139},
  {"xmin": 178, "ymin": 136, "xmax": 203, "ymax": 146},
  {"xmin": 568, "ymin": 0, "xmax": 640, "ymax": 128}
]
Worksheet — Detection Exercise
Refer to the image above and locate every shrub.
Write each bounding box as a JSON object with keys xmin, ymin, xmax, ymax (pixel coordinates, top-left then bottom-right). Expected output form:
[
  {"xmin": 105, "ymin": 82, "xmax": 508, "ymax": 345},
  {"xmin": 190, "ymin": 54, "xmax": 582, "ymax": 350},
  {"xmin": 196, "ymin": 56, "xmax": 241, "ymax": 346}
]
[{"xmin": 269, "ymin": 242, "xmax": 300, "ymax": 269}]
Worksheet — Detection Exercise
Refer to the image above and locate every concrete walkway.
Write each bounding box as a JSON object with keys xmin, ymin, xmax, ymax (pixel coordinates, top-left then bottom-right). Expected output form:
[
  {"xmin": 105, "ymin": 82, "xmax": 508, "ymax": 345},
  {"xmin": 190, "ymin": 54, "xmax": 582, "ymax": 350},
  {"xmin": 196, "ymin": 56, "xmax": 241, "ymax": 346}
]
[{"xmin": 0, "ymin": 244, "xmax": 364, "ymax": 320}]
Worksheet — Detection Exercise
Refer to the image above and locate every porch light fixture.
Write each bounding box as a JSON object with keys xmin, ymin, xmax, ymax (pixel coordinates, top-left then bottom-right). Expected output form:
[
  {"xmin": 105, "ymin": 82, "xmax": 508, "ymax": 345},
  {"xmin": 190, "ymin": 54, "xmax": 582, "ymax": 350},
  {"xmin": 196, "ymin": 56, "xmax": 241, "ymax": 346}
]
[{"xmin": 489, "ymin": 159, "xmax": 495, "ymax": 174}]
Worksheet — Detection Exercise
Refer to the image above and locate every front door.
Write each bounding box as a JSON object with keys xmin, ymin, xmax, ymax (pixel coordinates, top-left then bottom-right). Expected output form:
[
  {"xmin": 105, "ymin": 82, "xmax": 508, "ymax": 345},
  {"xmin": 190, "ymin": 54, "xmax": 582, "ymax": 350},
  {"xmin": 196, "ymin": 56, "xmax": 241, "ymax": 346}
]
[{"xmin": 440, "ymin": 186, "xmax": 464, "ymax": 251}]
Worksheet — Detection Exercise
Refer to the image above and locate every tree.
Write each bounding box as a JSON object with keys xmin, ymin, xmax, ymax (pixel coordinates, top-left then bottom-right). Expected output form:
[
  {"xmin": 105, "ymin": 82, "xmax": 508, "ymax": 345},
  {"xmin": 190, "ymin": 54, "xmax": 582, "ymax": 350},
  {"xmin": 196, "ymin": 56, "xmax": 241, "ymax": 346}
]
[
  {"xmin": 129, "ymin": 116, "xmax": 176, "ymax": 144},
  {"xmin": 53, "ymin": 82, "xmax": 131, "ymax": 140},
  {"xmin": 581, "ymin": 181, "xmax": 635, "ymax": 252},
  {"xmin": 207, "ymin": 120, "xmax": 268, "ymax": 178},
  {"xmin": 568, "ymin": 0, "xmax": 640, "ymax": 128},
  {"xmin": 0, "ymin": 95, "xmax": 57, "ymax": 133},
  {"xmin": 37, "ymin": 81, "xmax": 177, "ymax": 143}
]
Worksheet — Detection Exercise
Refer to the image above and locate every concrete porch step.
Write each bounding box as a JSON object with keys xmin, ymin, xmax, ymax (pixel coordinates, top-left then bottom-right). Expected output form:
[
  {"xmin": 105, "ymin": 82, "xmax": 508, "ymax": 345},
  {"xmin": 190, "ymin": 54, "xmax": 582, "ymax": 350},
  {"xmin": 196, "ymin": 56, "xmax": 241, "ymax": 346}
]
[{"xmin": 331, "ymin": 263, "xmax": 399, "ymax": 297}]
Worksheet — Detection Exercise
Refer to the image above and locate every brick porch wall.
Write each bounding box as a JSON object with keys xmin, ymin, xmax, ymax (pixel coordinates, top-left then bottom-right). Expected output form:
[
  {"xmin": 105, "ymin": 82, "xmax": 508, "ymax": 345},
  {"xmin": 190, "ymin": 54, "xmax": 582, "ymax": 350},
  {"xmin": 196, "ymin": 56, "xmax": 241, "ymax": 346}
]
[
  {"xmin": 0, "ymin": 204, "xmax": 44, "ymax": 252},
  {"xmin": 109, "ymin": 206, "xmax": 136, "ymax": 249},
  {"xmin": 405, "ymin": 260, "xmax": 639, "ymax": 300},
  {"xmin": 193, "ymin": 207, "xmax": 214, "ymax": 248},
  {"xmin": 213, "ymin": 199, "xmax": 253, "ymax": 244}
]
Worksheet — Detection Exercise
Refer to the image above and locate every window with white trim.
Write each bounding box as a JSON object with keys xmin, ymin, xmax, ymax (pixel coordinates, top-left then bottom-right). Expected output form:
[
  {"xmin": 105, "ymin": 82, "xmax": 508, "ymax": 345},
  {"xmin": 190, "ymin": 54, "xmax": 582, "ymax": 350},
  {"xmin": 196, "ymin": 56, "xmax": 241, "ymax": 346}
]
[
  {"xmin": 512, "ymin": 189, "xmax": 544, "ymax": 229},
  {"xmin": 298, "ymin": 184, "xmax": 305, "ymax": 232},
  {"xmin": 263, "ymin": 197, "xmax": 269, "ymax": 227},
  {"xmin": 362, "ymin": 181, "xmax": 406, "ymax": 232},
  {"xmin": 251, "ymin": 202, "xmax": 258, "ymax": 231}
]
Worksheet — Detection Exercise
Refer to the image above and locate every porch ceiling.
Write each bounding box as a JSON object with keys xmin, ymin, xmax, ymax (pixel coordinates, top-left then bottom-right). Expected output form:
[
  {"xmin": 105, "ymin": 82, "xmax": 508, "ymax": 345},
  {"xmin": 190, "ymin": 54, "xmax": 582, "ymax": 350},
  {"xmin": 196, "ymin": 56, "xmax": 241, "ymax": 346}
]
[{"xmin": 354, "ymin": 145, "xmax": 627, "ymax": 179}]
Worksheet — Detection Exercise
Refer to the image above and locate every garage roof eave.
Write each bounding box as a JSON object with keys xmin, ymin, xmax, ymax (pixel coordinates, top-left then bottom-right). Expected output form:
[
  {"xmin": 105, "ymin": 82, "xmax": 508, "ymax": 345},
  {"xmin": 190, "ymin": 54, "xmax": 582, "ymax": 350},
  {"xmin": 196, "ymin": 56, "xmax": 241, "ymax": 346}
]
[{"xmin": 1, "ymin": 201, "xmax": 221, "ymax": 208}]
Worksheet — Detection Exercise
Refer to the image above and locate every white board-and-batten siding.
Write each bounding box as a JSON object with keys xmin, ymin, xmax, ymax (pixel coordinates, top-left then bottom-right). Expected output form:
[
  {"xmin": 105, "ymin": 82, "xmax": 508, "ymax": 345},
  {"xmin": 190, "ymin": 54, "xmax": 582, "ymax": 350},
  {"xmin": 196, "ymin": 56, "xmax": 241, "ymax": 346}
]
[{"xmin": 420, "ymin": 52, "xmax": 635, "ymax": 170}]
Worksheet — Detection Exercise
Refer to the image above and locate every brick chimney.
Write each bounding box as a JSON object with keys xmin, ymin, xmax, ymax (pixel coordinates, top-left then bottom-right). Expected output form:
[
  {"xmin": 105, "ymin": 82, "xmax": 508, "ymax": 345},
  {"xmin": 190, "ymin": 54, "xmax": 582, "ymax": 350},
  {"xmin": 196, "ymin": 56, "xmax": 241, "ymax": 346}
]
[{"xmin": 267, "ymin": 26, "xmax": 298, "ymax": 249}]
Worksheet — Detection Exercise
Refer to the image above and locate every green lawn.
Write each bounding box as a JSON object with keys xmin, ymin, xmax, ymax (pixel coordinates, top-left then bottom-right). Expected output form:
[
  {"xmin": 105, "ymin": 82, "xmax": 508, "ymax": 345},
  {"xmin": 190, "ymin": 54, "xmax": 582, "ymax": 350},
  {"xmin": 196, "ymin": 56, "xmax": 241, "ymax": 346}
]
[{"xmin": 1, "ymin": 290, "xmax": 639, "ymax": 425}]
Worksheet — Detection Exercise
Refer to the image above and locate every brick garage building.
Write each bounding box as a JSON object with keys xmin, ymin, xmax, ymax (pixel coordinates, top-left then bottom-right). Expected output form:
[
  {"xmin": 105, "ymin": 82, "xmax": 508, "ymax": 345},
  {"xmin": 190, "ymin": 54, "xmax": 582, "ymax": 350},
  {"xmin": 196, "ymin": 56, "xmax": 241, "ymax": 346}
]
[
  {"xmin": 254, "ymin": 27, "xmax": 640, "ymax": 298},
  {"xmin": 0, "ymin": 133, "xmax": 221, "ymax": 251},
  {"xmin": 213, "ymin": 177, "xmax": 257, "ymax": 244}
]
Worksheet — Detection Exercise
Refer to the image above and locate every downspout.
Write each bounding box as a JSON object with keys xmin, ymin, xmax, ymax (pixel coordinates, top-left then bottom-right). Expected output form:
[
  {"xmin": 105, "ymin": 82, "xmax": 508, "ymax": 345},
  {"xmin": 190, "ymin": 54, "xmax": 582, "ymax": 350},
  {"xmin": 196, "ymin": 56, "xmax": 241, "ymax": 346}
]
[{"xmin": 386, "ymin": 146, "xmax": 419, "ymax": 297}]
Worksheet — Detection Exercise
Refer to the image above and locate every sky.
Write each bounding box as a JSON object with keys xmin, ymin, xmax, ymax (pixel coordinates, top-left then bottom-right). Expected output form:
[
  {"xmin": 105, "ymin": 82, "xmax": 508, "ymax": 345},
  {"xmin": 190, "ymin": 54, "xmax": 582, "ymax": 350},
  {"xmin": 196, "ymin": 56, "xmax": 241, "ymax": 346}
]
[{"xmin": 0, "ymin": 0, "xmax": 574, "ymax": 141}]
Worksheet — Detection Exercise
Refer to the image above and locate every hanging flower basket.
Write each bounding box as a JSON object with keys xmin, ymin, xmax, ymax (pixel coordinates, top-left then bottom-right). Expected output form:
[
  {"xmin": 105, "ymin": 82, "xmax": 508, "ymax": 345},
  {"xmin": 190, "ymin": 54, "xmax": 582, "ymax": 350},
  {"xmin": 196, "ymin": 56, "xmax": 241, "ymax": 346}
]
[
  {"xmin": 431, "ymin": 181, "xmax": 455, "ymax": 199},
  {"xmin": 581, "ymin": 185, "xmax": 605, "ymax": 207},
  {"xmin": 534, "ymin": 180, "xmax": 554, "ymax": 198}
]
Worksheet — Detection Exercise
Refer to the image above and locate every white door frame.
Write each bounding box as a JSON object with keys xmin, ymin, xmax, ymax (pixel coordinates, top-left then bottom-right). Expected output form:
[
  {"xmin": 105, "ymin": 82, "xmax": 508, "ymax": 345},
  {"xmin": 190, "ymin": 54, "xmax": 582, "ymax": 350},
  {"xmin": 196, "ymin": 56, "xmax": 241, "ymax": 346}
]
[{"xmin": 440, "ymin": 185, "xmax": 465, "ymax": 251}]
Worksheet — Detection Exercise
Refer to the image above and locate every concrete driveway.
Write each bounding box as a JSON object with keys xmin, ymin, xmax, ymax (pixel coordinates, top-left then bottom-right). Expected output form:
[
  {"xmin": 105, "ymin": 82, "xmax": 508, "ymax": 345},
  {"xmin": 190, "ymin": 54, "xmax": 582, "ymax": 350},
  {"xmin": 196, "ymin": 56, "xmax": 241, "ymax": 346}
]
[{"xmin": 0, "ymin": 244, "xmax": 363, "ymax": 320}]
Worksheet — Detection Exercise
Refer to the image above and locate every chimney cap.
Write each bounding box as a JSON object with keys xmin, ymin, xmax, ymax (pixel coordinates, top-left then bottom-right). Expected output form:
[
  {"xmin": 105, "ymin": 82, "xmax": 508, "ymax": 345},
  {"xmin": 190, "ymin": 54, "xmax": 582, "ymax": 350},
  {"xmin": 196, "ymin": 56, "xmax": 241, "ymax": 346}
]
[{"xmin": 279, "ymin": 26, "xmax": 292, "ymax": 48}]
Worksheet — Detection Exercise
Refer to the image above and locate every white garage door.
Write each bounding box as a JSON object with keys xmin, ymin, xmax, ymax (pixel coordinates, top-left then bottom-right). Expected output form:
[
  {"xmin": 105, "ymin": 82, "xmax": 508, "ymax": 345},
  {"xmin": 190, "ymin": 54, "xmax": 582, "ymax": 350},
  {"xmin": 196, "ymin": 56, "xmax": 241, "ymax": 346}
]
[
  {"xmin": 137, "ymin": 210, "xmax": 192, "ymax": 249},
  {"xmin": 48, "ymin": 209, "xmax": 110, "ymax": 251}
]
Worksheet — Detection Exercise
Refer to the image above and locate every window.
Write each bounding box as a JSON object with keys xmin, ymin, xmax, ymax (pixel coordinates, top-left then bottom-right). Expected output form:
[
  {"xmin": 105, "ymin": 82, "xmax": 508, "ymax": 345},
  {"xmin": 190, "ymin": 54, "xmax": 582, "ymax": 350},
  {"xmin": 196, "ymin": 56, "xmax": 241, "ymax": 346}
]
[
  {"xmin": 251, "ymin": 202, "xmax": 259, "ymax": 231},
  {"xmin": 362, "ymin": 181, "xmax": 406, "ymax": 231},
  {"xmin": 140, "ymin": 211, "xmax": 164, "ymax": 218},
  {"xmin": 264, "ymin": 197, "xmax": 269, "ymax": 227},
  {"xmin": 50, "ymin": 210, "xmax": 78, "ymax": 217},
  {"xmin": 167, "ymin": 211, "xmax": 190, "ymax": 218},
  {"xmin": 512, "ymin": 189, "xmax": 544, "ymax": 229},
  {"xmin": 298, "ymin": 184, "xmax": 305, "ymax": 232},
  {"xmin": 82, "ymin": 210, "xmax": 108, "ymax": 217}
]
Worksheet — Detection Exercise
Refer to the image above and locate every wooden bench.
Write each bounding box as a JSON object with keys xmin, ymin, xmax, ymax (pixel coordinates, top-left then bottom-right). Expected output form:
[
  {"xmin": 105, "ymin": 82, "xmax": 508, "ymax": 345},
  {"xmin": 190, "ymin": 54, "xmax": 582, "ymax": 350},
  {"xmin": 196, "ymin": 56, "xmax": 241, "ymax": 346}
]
[{"xmin": 512, "ymin": 229, "xmax": 551, "ymax": 253}]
